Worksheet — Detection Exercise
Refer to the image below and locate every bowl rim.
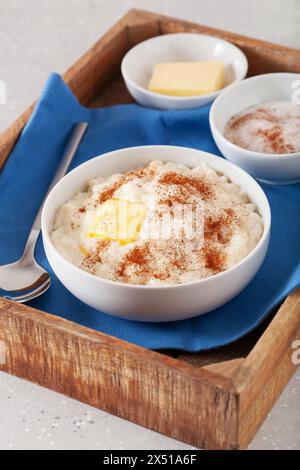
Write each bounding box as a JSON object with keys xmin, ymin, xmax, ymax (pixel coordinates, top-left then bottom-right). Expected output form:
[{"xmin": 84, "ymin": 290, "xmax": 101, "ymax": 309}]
[
  {"xmin": 121, "ymin": 32, "xmax": 248, "ymax": 103},
  {"xmin": 210, "ymin": 72, "xmax": 300, "ymax": 159},
  {"xmin": 42, "ymin": 145, "xmax": 271, "ymax": 290}
]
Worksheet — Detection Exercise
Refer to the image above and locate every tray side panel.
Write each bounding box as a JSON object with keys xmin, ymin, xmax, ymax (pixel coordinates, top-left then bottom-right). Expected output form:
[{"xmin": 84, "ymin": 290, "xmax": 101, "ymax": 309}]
[
  {"xmin": 232, "ymin": 289, "xmax": 300, "ymax": 448},
  {"xmin": 0, "ymin": 298, "xmax": 238, "ymax": 450},
  {"xmin": 157, "ymin": 13, "xmax": 300, "ymax": 76}
]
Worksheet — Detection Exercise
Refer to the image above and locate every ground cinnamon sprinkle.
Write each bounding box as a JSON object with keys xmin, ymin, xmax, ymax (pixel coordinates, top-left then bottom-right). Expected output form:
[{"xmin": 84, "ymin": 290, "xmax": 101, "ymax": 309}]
[
  {"xmin": 228, "ymin": 109, "xmax": 274, "ymax": 131},
  {"xmin": 81, "ymin": 240, "xmax": 110, "ymax": 273},
  {"xmin": 97, "ymin": 165, "xmax": 159, "ymax": 205},
  {"xmin": 204, "ymin": 208, "xmax": 235, "ymax": 245},
  {"xmin": 78, "ymin": 207, "xmax": 86, "ymax": 213},
  {"xmin": 229, "ymin": 110, "xmax": 295, "ymax": 153},
  {"xmin": 225, "ymin": 102, "xmax": 300, "ymax": 154},
  {"xmin": 228, "ymin": 112, "xmax": 254, "ymax": 131},
  {"xmin": 257, "ymin": 126, "xmax": 295, "ymax": 154},
  {"xmin": 153, "ymin": 272, "xmax": 169, "ymax": 281},
  {"xmin": 159, "ymin": 172, "xmax": 213, "ymax": 200},
  {"xmin": 125, "ymin": 165, "xmax": 157, "ymax": 181},
  {"xmin": 98, "ymin": 177, "xmax": 125, "ymax": 204},
  {"xmin": 117, "ymin": 245, "xmax": 150, "ymax": 279},
  {"xmin": 203, "ymin": 246, "xmax": 226, "ymax": 273},
  {"xmin": 201, "ymin": 208, "xmax": 236, "ymax": 273},
  {"xmin": 117, "ymin": 241, "xmax": 190, "ymax": 284},
  {"xmin": 158, "ymin": 195, "xmax": 187, "ymax": 206}
]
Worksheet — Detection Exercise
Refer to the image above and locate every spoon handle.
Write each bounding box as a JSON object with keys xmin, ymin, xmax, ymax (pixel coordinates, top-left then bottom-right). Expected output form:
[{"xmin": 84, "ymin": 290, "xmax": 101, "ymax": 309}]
[{"xmin": 23, "ymin": 122, "xmax": 88, "ymax": 260}]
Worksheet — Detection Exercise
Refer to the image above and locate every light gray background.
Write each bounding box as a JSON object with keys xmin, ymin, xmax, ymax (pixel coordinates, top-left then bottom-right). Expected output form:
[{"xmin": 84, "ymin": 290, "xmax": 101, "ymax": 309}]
[{"xmin": 0, "ymin": 0, "xmax": 299, "ymax": 450}]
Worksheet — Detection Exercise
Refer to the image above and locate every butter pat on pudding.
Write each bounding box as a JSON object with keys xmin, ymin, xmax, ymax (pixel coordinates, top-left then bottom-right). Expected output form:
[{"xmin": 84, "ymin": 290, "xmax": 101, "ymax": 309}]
[{"xmin": 148, "ymin": 61, "xmax": 224, "ymax": 97}]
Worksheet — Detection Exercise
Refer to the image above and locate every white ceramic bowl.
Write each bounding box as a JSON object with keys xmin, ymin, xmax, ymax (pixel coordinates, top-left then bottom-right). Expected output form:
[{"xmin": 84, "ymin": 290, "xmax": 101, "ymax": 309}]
[
  {"xmin": 210, "ymin": 73, "xmax": 300, "ymax": 185},
  {"xmin": 121, "ymin": 33, "xmax": 248, "ymax": 110},
  {"xmin": 42, "ymin": 146, "xmax": 270, "ymax": 322}
]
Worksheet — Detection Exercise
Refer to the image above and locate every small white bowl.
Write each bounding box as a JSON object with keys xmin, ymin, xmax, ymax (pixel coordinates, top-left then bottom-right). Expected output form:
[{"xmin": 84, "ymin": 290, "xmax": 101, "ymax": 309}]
[
  {"xmin": 210, "ymin": 73, "xmax": 300, "ymax": 185},
  {"xmin": 42, "ymin": 146, "xmax": 270, "ymax": 323},
  {"xmin": 121, "ymin": 33, "xmax": 248, "ymax": 110}
]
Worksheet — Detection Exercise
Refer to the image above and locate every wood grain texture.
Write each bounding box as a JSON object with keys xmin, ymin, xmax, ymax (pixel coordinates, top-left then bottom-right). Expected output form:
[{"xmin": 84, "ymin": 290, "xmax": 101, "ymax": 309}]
[
  {"xmin": 91, "ymin": 75, "xmax": 133, "ymax": 107},
  {"xmin": 232, "ymin": 288, "xmax": 300, "ymax": 448},
  {"xmin": 0, "ymin": 9, "xmax": 300, "ymax": 449},
  {"xmin": 157, "ymin": 12, "xmax": 300, "ymax": 76},
  {"xmin": 177, "ymin": 310, "xmax": 277, "ymax": 368},
  {"xmin": 0, "ymin": 104, "xmax": 34, "ymax": 171},
  {"xmin": 204, "ymin": 358, "xmax": 244, "ymax": 379},
  {"xmin": 0, "ymin": 298, "xmax": 238, "ymax": 450}
]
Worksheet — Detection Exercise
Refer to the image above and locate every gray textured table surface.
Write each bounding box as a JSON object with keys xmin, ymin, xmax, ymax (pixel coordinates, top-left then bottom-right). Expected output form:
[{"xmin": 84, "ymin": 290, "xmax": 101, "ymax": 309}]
[{"xmin": 0, "ymin": 0, "xmax": 299, "ymax": 450}]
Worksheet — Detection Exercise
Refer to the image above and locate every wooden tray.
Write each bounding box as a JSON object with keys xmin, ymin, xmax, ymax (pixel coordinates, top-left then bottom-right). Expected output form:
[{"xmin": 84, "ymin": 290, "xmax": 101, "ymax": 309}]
[{"xmin": 1, "ymin": 9, "xmax": 300, "ymax": 450}]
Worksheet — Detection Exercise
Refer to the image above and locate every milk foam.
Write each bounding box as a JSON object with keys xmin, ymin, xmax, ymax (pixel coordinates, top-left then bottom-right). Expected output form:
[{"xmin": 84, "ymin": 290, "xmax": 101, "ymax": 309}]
[{"xmin": 225, "ymin": 100, "xmax": 300, "ymax": 154}]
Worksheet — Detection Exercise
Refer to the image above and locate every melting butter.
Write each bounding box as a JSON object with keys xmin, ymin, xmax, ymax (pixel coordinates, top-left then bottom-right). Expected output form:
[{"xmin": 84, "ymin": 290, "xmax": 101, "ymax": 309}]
[{"xmin": 87, "ymin": 198, "xmax": 147, "ymax": 244}]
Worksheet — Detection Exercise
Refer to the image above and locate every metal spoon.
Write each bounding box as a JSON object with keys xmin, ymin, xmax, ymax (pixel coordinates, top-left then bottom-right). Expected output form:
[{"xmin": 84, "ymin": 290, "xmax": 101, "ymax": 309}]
[{"xmin": 0, "ymin": 122, "xmax": 88, "ymax": 303}]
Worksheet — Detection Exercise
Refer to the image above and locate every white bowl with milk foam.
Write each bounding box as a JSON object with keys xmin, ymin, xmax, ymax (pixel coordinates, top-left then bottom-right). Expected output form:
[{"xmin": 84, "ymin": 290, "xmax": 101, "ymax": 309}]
[
  {"xmin": 210, "ymin": 73, "xmax": 300, "ymax": 185},
  {"xmin": 42, "ymin": 146, "xmax": 270, "ymax": 322}
]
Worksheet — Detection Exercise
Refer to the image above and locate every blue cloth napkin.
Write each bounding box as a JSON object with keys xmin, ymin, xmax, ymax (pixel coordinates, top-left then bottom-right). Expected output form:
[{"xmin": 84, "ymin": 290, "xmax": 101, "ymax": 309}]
[{"xmin": 1, "ymin": 73, "xmax": 300, "ymax": 352}]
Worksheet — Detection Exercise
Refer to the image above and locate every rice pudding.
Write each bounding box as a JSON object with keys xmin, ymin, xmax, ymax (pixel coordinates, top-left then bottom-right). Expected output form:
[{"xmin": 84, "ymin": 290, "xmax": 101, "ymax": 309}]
[
  {"xmin": 224, "ymin": 100, "xmax": 300, "ymax": 154},
  {"xmin": 51, "ymin": 160, "xmax": 263, "ymax": 285}
]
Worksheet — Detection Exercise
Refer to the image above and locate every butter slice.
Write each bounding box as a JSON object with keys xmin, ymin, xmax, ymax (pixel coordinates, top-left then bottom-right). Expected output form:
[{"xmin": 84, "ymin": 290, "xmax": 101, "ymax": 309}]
[
  {"xmin": 148, "ymin": 61, "xmax": 224, "ymax": 97},
  {"xmin": 87, "ymin": 199, "xmax": 147, "ymax": 245}
]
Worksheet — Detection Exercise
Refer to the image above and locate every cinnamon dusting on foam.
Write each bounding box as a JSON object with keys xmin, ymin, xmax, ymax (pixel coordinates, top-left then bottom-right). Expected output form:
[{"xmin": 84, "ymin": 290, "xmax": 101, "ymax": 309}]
[{"xmin": 225, "ymin": 100, "xmax": 300, "ymax": 154}]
